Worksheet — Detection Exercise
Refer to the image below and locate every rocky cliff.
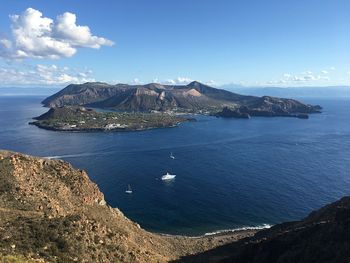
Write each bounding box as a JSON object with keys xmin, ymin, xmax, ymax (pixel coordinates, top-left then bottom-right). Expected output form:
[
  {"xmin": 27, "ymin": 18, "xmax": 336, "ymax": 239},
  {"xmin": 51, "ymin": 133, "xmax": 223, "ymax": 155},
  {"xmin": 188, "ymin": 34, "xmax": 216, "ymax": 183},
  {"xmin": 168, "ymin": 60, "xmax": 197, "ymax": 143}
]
[{"xmin": 42, "ymin": 81, "xmax": 321, "ymax": 116}]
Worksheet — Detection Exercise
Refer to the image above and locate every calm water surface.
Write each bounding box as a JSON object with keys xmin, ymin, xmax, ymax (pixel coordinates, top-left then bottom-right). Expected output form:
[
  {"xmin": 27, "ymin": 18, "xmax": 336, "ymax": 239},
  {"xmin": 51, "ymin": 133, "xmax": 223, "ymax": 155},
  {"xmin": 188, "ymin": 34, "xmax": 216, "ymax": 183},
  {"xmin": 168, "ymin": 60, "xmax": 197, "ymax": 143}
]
[{"xmin": 0, "ymin": 96, "xmax": 349, "ymax": 235}]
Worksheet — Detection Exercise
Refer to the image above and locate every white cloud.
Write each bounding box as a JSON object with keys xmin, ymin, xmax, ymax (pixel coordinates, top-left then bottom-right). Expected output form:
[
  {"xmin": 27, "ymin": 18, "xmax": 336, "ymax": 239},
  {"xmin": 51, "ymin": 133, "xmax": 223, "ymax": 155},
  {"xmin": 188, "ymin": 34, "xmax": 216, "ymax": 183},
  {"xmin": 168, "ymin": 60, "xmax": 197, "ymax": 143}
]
[
  {"xmin": 302, "ymin": 74, "xmax": 317, "ymax": 81},
  {"xmin": 149, "ymin": 77, "xmax": 216, "ymax": 86},
  {"xmin": 0, "ymin": 8, "xmax": 113, "ymax": 59},
  {"xmin": 0, "ymin": 64, "xmax": 95, "ymax": 86},
  {"xmin": 163, "ymin": 77, "xmax": 193, "ymax": 85},
  {"xmin": 0, "ymin": 39, "xmax": 12, "ymax": 49},
  {"xmin": 205, "ymin": 80, "xmax": 217, "ymax": 86},
  {"xmin": 54, "ymin": 12, "xmax": 113, "ymax": 48},
  {"xmin": 132, "ymin": 78, "xmax": 142, "ymax": 84},
  {"xmin": 302, "ymin": 71, "xmax": 313, "ymax": 75},
  {"xmin": 330, "ymin": 66, "xmax": 336, "ymax": 71},
  {"xmin": 268, "ymin": 71, "xmax": 331, "ymax": 86}
]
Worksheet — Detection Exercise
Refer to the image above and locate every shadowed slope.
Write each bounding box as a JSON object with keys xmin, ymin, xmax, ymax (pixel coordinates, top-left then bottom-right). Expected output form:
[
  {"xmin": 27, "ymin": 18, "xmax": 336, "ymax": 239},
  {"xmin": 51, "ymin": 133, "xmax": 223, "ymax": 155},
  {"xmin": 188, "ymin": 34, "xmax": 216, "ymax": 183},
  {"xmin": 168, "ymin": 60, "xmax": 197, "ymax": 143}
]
[{"xmin": 172, "ymin": 197, "xmax": 350, "ymax": 263}]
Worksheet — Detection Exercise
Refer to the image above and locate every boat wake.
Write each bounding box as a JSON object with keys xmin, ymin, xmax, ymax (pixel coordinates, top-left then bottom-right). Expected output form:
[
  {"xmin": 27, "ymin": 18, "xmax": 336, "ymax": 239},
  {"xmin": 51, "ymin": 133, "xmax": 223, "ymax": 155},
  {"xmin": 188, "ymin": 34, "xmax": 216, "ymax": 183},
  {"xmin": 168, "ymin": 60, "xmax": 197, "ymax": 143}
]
[
  {"xmin": 43, "ymin": 153, "xmax": 97, "ymax": 159},
  {"xmin": 42, "ymin": 149, "xmax": 119, "ymax": 160}
]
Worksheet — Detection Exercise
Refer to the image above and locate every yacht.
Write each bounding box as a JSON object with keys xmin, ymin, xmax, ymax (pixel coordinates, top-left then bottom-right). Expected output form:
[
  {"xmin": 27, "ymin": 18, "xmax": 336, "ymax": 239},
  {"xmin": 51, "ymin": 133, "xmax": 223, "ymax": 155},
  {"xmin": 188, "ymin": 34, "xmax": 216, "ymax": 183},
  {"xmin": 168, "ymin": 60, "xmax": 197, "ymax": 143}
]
[
  {"xmin": 125, "ymin": 184, "xmax": 133, "ymax": 194},
  {"xmin": 161, "ymin": 172, "xmax": 176, "ymax": 180}
]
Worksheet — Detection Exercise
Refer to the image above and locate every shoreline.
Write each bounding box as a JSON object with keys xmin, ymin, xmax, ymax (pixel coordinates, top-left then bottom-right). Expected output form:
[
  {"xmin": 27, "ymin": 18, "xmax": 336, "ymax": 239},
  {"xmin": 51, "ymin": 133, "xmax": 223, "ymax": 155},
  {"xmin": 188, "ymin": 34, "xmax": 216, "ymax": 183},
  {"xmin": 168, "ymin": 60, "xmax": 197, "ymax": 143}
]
[
  {"xmin": 29, "ymin": 121, "xmax": 182, "ymax": 133},
  {"xmin": 157, "ymin": 223, "xmax": 272, "ymax": 239}
]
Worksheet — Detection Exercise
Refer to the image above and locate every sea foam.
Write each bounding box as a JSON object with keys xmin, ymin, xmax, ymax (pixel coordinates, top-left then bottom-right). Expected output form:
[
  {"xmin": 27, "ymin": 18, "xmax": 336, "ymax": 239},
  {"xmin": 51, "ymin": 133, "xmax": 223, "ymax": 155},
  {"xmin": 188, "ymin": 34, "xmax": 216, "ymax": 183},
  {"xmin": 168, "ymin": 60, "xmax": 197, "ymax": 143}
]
[{"xmin": 203, "ymin": 224, "xmax": 272, "ymax": 236}]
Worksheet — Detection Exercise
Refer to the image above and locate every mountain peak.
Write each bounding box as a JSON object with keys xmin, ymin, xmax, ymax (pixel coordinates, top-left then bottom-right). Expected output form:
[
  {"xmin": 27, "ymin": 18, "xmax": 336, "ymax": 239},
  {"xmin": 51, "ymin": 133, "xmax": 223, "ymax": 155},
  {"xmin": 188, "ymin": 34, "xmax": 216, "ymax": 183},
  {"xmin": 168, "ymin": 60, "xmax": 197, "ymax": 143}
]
[
  {"xmin": 82, "ymin": 81, "xmax": 109, "ymax": 86},
  {"xmin": 187, "ymin": 81, "xmax": 207, "ymax": 87},
  {"xmin": 143, "ymin": 83, "xmax": 166, "ymax": 90}
]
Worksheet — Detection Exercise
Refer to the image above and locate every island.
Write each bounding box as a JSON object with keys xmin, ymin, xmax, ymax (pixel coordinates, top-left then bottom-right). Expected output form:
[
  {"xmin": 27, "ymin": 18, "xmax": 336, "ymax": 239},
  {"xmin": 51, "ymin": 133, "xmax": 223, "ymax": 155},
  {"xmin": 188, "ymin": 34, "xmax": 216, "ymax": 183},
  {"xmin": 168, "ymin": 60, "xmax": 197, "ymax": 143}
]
[
  {"xmin": 29, "ymin": 106, "xmax": 195, "ymax": 132},
  {"xmin": 41, "ymin": 81, "xmax": 322, "ymax": 118},
  {"xmin": 31, "ymin": 81, "xmax": 322, "ymax": 132}
]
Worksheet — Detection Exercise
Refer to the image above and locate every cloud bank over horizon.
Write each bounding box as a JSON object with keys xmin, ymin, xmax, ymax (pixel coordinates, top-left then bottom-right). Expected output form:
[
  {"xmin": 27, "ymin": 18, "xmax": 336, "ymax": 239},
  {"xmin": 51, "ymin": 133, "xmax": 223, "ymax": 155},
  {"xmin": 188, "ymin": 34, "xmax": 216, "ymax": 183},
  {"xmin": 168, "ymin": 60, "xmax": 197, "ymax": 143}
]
[{"xmin": 0, "ymin": 64, "xmax": 94, "ymax": 86}]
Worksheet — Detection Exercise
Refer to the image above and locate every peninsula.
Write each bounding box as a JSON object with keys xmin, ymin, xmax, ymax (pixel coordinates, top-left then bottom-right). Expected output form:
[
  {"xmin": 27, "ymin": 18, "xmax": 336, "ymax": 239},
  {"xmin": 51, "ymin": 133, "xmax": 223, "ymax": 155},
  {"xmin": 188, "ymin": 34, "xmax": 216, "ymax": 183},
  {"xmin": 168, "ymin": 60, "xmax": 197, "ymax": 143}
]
[{"xmin": 30, "ymin": 106, "xmax": 194, "ymax": 132}]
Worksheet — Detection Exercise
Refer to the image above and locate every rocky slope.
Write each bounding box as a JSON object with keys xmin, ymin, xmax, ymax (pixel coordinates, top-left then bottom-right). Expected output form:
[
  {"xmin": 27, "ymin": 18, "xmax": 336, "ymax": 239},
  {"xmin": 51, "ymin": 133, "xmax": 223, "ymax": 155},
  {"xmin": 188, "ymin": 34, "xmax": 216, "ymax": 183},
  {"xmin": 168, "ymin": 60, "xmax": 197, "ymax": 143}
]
[
  {"xmin": 42, "ymin": 81, "xmax": 321, "ymax": 116},
  {"xmin": 0, "ymin": 151, "xmax": 255, "ymax": 262}
]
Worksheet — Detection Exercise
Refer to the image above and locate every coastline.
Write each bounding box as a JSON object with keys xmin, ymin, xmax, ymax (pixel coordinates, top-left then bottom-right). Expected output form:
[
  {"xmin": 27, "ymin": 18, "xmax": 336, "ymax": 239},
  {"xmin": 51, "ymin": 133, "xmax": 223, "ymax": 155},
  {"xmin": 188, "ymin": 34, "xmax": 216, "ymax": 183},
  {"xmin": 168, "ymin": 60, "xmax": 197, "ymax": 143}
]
[
  {"xmin": 157, "ymin": 224, "xmax": 272, "ymax": 239},
  {"xmin": 29, "ymin": 121, "xmax": 183, "ymax": 132},
  {"xmin": 29, "ymin": 106, "xmax": 197, "ymax": 132}
]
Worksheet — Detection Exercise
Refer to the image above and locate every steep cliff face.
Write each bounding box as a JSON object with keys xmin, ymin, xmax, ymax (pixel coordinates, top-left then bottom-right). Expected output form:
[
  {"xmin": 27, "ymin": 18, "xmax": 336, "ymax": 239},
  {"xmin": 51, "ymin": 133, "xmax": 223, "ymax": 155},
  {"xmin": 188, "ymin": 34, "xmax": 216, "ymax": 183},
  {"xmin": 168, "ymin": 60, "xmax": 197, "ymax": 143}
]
[
  {"xmin": 42, "ymin": 81, "xmax": 321, "ymax": 115},
  {"xmin": 0, "ymin": 151, "xmax": 254, "ymax": 263}
]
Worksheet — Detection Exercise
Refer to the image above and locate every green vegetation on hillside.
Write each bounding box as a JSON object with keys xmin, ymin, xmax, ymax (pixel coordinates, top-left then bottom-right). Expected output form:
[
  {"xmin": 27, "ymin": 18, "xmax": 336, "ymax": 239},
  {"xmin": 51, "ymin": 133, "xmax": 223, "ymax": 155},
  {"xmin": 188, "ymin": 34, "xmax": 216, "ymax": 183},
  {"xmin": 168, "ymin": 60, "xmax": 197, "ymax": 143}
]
[{"xmin": 30, "ymin": 106, "xmax": 194, "ymax": 132}]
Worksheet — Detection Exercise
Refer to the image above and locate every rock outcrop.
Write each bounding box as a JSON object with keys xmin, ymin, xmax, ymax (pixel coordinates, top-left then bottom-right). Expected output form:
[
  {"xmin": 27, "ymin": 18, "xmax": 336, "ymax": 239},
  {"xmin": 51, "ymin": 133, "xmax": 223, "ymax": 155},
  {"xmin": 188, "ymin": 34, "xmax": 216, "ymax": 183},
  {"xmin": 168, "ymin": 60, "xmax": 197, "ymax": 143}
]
[{"xmin": 215, "ymin": 107, "xmax": 251, "ymax": 119}]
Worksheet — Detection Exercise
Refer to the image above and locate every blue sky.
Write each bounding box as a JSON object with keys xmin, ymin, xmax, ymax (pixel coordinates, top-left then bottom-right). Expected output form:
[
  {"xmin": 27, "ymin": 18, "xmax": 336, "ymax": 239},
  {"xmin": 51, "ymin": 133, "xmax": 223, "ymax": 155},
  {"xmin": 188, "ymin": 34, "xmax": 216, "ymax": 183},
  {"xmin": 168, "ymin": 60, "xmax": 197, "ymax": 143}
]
[{"xmin": 0, "ymin": 0, "xmax": 349, "ymax": 87}]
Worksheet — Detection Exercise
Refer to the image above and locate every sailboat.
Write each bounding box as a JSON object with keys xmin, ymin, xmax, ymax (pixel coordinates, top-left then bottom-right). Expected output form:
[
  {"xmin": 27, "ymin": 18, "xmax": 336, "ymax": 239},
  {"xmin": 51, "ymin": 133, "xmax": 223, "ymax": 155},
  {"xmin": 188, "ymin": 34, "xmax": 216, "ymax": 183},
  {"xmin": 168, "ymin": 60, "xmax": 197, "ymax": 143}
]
[
  {"xmin": 170, "ymin": 152, "xmax": 175, "ymax": 159},
  {"xmin": 125, "ymin": 184, "xmax": 133, "ymax": 194}
]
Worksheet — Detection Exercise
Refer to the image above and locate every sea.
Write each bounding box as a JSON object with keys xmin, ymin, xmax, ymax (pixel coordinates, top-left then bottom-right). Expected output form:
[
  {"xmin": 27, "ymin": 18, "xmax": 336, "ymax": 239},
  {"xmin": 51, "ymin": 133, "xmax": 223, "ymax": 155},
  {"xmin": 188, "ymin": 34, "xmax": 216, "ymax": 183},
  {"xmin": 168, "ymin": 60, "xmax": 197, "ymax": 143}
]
[{"xmin": 0, "ymin": 95, "xmax": 349, "ymax": 236}]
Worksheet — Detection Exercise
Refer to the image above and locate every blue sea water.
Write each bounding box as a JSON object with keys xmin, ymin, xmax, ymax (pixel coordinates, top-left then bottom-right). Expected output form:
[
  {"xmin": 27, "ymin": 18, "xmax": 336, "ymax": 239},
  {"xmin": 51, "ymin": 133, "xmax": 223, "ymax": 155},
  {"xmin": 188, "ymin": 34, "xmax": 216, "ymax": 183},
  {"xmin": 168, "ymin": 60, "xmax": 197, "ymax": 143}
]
[{"xmin": 0, "ymin": 96, "xmax": 350, "ymax": 235}]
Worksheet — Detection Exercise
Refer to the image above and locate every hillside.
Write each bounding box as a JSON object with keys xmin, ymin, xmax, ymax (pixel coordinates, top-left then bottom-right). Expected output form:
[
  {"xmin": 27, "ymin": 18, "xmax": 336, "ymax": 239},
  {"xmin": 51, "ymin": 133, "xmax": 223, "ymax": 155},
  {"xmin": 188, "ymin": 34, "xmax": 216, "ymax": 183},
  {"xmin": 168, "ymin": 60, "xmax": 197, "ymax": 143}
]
[
  {"xmin": 1, "ymin": 150, "xmax": 349, "ymax": 262},
  {"xmin": 0, "ymin": 151, "xmax": 256, "ymax": 262},
  {"xmin": 42, "ymin": 81, "xmax": 321, "ymax": 116}
]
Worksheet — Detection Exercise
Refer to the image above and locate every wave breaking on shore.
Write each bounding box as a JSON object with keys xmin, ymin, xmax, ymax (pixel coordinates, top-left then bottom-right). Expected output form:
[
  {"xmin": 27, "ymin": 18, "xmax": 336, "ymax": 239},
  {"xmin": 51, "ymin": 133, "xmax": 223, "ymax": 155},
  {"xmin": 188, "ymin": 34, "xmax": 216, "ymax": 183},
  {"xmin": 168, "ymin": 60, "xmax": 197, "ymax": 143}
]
[
  {"xmin": 203, "ymin": 224, "xmax": 272, "ymax": 236},
  {"xmin": 159, "ymin": 224, "xmax": 272, "ymax": 239}
]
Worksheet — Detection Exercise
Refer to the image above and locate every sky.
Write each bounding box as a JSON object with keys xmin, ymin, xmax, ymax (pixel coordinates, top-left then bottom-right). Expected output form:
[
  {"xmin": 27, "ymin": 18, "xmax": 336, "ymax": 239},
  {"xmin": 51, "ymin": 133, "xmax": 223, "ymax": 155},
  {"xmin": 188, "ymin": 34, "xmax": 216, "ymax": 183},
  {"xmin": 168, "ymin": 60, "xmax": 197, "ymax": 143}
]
[{"xmin": 0, "ymin": 0, "xmax": 349, "ymax": 88}]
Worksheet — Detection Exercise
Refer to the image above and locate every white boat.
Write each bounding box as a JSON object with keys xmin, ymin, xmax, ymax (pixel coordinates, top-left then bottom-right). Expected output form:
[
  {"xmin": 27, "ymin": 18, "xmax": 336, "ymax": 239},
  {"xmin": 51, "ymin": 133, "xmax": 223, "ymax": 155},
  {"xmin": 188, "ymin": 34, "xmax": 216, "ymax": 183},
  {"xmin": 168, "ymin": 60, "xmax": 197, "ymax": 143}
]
[
  {"xmin": 170, "ymin": 152, "xmax": 175, "ymax": 159},
  {"xmin": 161, "ymin": 172, "xmax": 176, "ymax": 180},
  {"xmin": 125, "ymin": 185, "xmax": 133, "ymax": 194}
]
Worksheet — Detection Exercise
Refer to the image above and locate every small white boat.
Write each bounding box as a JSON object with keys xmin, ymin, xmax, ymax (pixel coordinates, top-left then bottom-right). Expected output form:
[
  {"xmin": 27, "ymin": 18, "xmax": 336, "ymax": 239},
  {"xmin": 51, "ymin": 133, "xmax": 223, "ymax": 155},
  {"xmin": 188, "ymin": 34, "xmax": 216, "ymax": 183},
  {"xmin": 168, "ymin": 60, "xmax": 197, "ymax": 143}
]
[
  {"xmin": 161, "ymin": 172, "xmax": 176, "ymax": 180},
  {"xmin": 170, "ymin": 152, "xmax": 175, "ymax": 159},
  {"xmin": 125, "ymin": 185, "xmax": 133, "ymax": 194}
]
